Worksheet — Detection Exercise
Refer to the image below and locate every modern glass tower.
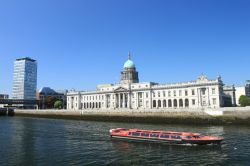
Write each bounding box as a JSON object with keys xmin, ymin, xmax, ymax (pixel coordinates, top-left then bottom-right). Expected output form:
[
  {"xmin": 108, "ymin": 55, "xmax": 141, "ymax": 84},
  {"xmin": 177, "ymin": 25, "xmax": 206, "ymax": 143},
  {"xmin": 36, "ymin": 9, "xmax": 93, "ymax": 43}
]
[{"xmin": 12, "ymin": 57, "xmax": 37, "ymax": 100}]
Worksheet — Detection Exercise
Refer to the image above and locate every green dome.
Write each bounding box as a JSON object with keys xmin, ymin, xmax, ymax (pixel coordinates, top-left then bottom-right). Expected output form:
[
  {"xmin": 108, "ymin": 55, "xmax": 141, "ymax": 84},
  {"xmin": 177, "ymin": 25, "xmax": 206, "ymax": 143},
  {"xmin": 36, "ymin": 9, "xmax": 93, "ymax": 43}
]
[{"xmin": 124, "ymin": 59, "xmax": 135, "ymax": 68}]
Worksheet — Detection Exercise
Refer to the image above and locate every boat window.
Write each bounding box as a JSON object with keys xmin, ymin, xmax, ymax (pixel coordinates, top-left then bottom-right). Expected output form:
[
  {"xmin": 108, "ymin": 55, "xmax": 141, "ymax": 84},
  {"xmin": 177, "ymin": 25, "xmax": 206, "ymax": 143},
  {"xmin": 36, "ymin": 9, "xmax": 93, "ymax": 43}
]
[
  {"xmin": 171, "ymin": 135, "xmax": 177, "ymax": 139},
  {"xmin": 176, "ymin": 136, "xmax": 181, "ymax": 139},
  {"xmin": 150, "ymin": 134, "xmax": 159, "ymax": 138},
  {"xmin": 160, "ymin": 135, "xmax": 169, "ymax": 138},
  {"xmin": 141, "ymin": 133, "xmax": 149, "ymax": 137},
  {"xmin": 194, "ymin": 136, "xmax": 200, "ymax": 139},
  {"xmin": 128, "ymin": 132, "xmax": 132, "ymax": 136},
  {"xmin": 132, "ymin": 132, "xmax": 140, "ymax": 136},
  {"xmin": 186, "ymin": 136, "xmax": 192, "ymax": 139}
]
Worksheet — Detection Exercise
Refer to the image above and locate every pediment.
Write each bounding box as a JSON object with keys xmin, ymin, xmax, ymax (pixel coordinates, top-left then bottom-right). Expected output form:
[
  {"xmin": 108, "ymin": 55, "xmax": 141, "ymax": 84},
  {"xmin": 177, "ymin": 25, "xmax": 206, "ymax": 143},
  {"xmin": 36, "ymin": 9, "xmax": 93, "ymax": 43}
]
[{"xmin": 114, "ymin": 87, "xmax": 128, "ymax": 92}]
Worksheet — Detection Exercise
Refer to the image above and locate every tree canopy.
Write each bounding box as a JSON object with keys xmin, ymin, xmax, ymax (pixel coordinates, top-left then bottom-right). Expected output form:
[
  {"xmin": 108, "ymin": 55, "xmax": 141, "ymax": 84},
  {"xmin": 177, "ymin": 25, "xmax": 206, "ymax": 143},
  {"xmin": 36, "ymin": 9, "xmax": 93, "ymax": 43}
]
[
  {"xmin": 239, "ymin": 95, "xmax": 250, "ymax": 107},
  {"xmin": 54, "ymin": 100, "xmax": 63, "ymax": 109}
]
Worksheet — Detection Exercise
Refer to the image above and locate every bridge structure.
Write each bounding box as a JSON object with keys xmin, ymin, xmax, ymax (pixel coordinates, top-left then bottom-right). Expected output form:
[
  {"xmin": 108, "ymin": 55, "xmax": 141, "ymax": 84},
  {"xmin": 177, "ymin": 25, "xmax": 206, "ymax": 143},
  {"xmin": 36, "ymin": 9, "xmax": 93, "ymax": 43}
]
[{"xmin": 0, "ymin": 99, "xmax": 39, "ymax": 108}]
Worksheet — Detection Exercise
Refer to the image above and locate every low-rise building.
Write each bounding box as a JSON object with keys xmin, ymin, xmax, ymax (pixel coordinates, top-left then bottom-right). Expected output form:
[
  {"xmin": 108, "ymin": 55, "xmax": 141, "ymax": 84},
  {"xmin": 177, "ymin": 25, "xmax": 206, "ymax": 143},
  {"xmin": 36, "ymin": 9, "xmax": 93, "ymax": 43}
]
[
  {"xmin": 38, "ymin": 87, "xmax": 66, "ymax": 109},
  {"xmin": 67, "ymin": 53, "xmax": 235, "ymax": 110},
  {"xmin": 223, "ymin": 85, "xmax": 236, "ymax": 107},
  {"xmin": 235, "ymin": 81, "xmax": 250, "ymax": 106},
  {"xmin": 0, "ymin": 94, "xmax": 9, "ymax": 99},
  {"xmin": 0, "ymin": 94, "xmax": 9, "ymax": 108}
]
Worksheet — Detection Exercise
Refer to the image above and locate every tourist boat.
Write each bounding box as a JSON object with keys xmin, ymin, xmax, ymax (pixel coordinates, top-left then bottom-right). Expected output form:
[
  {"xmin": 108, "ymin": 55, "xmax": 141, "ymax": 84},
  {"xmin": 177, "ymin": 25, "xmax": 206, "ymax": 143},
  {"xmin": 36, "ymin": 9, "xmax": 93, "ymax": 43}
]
[{"xmin": 110, "ymin": 128, "xmax": 223, "ymax": 145}]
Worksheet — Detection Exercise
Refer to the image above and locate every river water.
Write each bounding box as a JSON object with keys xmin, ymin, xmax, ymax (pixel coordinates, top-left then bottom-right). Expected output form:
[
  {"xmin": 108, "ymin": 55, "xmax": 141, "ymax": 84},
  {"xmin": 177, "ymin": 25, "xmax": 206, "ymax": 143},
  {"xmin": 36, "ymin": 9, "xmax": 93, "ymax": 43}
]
[{"xmin": 0, "ymin": 116, "xmax": 249, "ymax": 165}]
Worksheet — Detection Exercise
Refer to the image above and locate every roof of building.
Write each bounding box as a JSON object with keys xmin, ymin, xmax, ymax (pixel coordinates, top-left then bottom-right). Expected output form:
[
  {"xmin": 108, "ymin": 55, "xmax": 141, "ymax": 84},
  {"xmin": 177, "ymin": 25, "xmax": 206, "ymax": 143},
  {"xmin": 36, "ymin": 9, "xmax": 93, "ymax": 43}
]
[
  {"xmin": 39, "ymin": 87, "xmax": 57, "ymax": 95},
  {"xmin": 123, "ymin": 52, "xmax": 135, "ymax": 68},
  {"xmin": 16, "ymin": 57, "xmax": 36, "ymax": 62}
]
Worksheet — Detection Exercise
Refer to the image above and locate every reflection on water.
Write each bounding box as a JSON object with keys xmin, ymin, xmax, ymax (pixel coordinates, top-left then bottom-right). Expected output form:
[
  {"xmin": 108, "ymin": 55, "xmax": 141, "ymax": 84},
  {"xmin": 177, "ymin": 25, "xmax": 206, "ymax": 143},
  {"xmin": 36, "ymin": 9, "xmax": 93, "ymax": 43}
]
[{"xmin": 0, "ymin": 117, "xmax": 250, "ymax": 165}]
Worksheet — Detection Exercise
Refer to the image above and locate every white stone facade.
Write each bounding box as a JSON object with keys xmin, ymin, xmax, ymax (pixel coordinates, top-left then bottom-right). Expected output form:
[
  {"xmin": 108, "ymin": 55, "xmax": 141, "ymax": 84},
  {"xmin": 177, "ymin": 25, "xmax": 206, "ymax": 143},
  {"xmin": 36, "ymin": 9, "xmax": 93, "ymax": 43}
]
[
  {"xmin": 67, "ymin": 54, "xmax": 228, "ymax": 110},
  {"xmin": 67, "ymin": 76, "xmax": 225, "ymax": 110}
]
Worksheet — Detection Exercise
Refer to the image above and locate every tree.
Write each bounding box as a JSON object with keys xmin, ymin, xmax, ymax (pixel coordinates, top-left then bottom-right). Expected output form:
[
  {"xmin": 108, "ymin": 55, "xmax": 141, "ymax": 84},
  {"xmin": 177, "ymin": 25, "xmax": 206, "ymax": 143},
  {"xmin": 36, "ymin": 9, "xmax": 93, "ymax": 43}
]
[
  {"xmin": 54, "ymin": 100, "xmax": 63, "ymax": 109},
  {"xmin": 239, "ymin": 95, "xmax": 250, "ymax": 107},
  {"xmin": 45, "ymin": 96, "xmax": 57, "ymax": 109}
]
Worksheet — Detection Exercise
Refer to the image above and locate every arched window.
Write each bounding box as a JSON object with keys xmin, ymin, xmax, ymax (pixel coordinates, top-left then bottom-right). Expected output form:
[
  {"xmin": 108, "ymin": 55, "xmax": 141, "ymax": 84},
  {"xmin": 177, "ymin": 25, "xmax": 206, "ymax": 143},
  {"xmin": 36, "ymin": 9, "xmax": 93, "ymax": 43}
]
[
  {"xmin": 185, "ymin": 99, "xmax": 189, "ymax": 107},
  {"xmin": 158, "ymin": 100, "xmax": 161, "ymax": 108},
  {"xmin": 168, "ymin": 99, "xmax": 172, "ymax": 107},
  {"xmin": 174, "ymin": 99, "xmax": 177, "ymax": 108},
  {"xmin": 163, "ymin": 100, "xmax": 167, "ymax": 107},
  {"xmin": 179, "ymin": 99, "xmax": 183, "ymax": 107},
  {"xmin": 153, "ymin": 100, "xmax": 156, "ymax": 108}
]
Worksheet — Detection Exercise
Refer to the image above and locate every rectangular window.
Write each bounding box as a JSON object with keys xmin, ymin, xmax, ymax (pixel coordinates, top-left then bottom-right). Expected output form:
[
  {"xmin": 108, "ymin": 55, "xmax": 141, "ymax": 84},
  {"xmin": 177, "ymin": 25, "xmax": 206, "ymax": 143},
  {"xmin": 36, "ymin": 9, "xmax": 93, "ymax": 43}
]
[
  {"xmin": 158, "ymin": 92, "xmax": 160, "ymax": 97},
  {"xmin": 163, "ymin": 91, "xmax": 166, "ymax": 97},
  {"xmin": 132, "ymin": 132, "xmax": 140, "ymax": 136},
  {"xmin": 150, "ymin": 134, "xmax": 159, "ymax": 138},
  {"xmin": 213, "ymin": 98, "xmax": 216, "ymax": 105},
  {"xmin": 160, "ymin": 135, "xmax": 169, "ymax": 139},
  {"xmin": 212, "ymin": 88, "xmax": 216, "ymax": 94},
  {"xmin": 185, "ymin": 90, "xmax": 188, "ymax": 96},
  {"xmin": 192, "ymin": 99, "xmax": 195, "ymax": 105},
  {"xmin": 168, "ymin": 91, "xmax": 171, "ymax": 97},
  {"xmin": 146, "ymin": 92, "xmax": 148, "ymax": 98},
  {"xmin": 174, "ymin": 90, "xmax": 176, "ymax": 97},
  {"xmin": 202, "ymin": 89, "xmax": 206, "ymax": 95},
  {"xmin": 141, "ymin": 133, "xmax": 149, "ymax": 137},
  {"xmin": 192, "ymin": 89, "xmax": 195, "ymax": 95},
  {"xmin": 153, "ymin": 92, "xmax": 155, "ymax": 97}
]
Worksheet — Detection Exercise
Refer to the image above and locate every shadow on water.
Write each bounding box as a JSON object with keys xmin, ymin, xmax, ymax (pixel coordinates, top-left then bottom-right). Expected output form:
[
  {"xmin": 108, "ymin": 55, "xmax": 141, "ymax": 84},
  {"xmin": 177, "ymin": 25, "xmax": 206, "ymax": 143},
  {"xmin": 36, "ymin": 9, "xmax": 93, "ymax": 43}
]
[{"xmin": 109, "ymin": 139, "xmax": 224, "ymax": 165}]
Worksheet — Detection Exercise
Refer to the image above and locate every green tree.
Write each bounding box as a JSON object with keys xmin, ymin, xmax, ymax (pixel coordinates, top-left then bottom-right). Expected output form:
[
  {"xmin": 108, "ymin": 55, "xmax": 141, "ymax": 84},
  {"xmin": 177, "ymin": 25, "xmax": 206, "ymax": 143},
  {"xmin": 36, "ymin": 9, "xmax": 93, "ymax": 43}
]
[
  {"xmin": 239, "ymin": 95, "xmax": 250, "ymax": 107},
  {"xmin": 54, "ymin": 100, "xmax": 63, "ymax": 109}
]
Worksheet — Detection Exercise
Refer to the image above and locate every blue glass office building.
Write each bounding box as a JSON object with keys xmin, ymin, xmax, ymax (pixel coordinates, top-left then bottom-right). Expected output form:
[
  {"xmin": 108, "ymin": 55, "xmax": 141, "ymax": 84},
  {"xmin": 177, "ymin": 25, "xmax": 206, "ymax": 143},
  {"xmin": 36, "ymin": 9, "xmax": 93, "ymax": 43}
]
[{"xmin": 12, "ymin": 57, "xmax": 37, "ymax": 100}]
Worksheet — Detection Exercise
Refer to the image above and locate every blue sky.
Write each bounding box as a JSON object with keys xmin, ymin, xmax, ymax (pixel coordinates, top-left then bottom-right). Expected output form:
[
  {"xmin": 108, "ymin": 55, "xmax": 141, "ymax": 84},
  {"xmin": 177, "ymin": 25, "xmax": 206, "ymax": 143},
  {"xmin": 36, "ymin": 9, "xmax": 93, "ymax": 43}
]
[{"xmin": 0, "ymin": 0, "xmax": 249, "ymax": 95}]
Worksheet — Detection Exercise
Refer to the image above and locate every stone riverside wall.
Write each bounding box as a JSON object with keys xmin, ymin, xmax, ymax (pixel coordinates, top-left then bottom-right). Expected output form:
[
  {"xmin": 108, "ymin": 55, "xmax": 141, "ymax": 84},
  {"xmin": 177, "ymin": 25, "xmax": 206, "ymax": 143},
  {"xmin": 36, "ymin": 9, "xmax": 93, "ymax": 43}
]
[{"xmin": 15, "ymin": 107, "xmax": 250, "ymax": 125}]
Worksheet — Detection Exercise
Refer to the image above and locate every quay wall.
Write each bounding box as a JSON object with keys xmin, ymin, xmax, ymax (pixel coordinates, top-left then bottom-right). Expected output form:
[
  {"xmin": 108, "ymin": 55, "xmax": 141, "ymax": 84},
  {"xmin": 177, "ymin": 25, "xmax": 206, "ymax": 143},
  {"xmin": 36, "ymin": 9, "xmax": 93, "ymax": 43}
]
[{"xmin": 14, "ymin": 107, "xmax": 250, "ymax": 125}]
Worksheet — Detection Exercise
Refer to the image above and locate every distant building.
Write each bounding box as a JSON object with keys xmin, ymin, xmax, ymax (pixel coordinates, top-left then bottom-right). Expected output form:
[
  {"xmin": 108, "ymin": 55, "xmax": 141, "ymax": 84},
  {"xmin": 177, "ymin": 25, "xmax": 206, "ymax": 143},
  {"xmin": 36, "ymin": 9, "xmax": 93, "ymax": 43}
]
[
  {"xmin": 0, "ymin": 94, "xmax": 9, "ymax": 108},
  {"xmin": 223, "ymin": 85, "xmax": 236, "ymax": 107},
  {"xmin": 67, "ymin": 53, "xmax": 234, "ymax": 110},
  {"xmin": 246, "ymin": 80, "xmax": 250, "ymax": 97},
  {"xmin": 0, "ymin": 94, "xmax": 9, "ymax": 99},
  {"xmin": 38, "ymin": 87, "xmax": 66, "ymax": 109},
  {"xmin": 235, "ymin": 80, "xmax": 250, "ymax": 106},
  {"xmin": 12, "ymin": 57, "xmax": 37, "ymax": 100}
]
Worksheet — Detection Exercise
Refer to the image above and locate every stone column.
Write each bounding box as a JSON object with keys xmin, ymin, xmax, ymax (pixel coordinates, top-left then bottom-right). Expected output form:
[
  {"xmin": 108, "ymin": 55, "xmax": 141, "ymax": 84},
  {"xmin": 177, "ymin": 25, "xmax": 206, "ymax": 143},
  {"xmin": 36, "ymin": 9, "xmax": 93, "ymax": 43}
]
[
  {"xmin": 149, "ymin": 91, "xmax": 152, "ymax": 109},
  {"xmin": 119, "ymin": 93, "xmax": 122, "ymax": 108},
  {"xmin": 116, "ymin": 94, "xmax": 118, "ymax": 108},
  {"xmin": 103, "ymin": 95, "xmax": 107, "ymax": 109},
  {"xmin": 118, "ymin": 94, "xmax": 119, "ymax": 108},
  {"xmin": 128, "ymin": 93, "xmax": 131, "ymax": 109},
  {"xmin": 207, "ymin": 87, "xmax": 210, "ymax": 107},
  {"xmin": 122, "ymin": 93, "xmax": 126, "ymax": 108},
  {"xmin": 77, "ymin": 93, "xmax": 81, "ymax": 110},
  {"xmin": 135, "ymin": 92, "xmax": 138, "ymax": 109},
  {"xmin": 197, "ymin": 88, "xmax": 201, "ymax": 108}
]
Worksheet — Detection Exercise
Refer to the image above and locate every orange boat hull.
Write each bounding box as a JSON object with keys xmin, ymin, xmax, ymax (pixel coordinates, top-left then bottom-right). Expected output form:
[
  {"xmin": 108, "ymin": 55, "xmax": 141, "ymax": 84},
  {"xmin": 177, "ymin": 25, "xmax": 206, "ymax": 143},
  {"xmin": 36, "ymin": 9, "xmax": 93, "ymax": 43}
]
[{"xmin": 110, "ymin": 128, "xmax": 223, "ymax": 145}]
